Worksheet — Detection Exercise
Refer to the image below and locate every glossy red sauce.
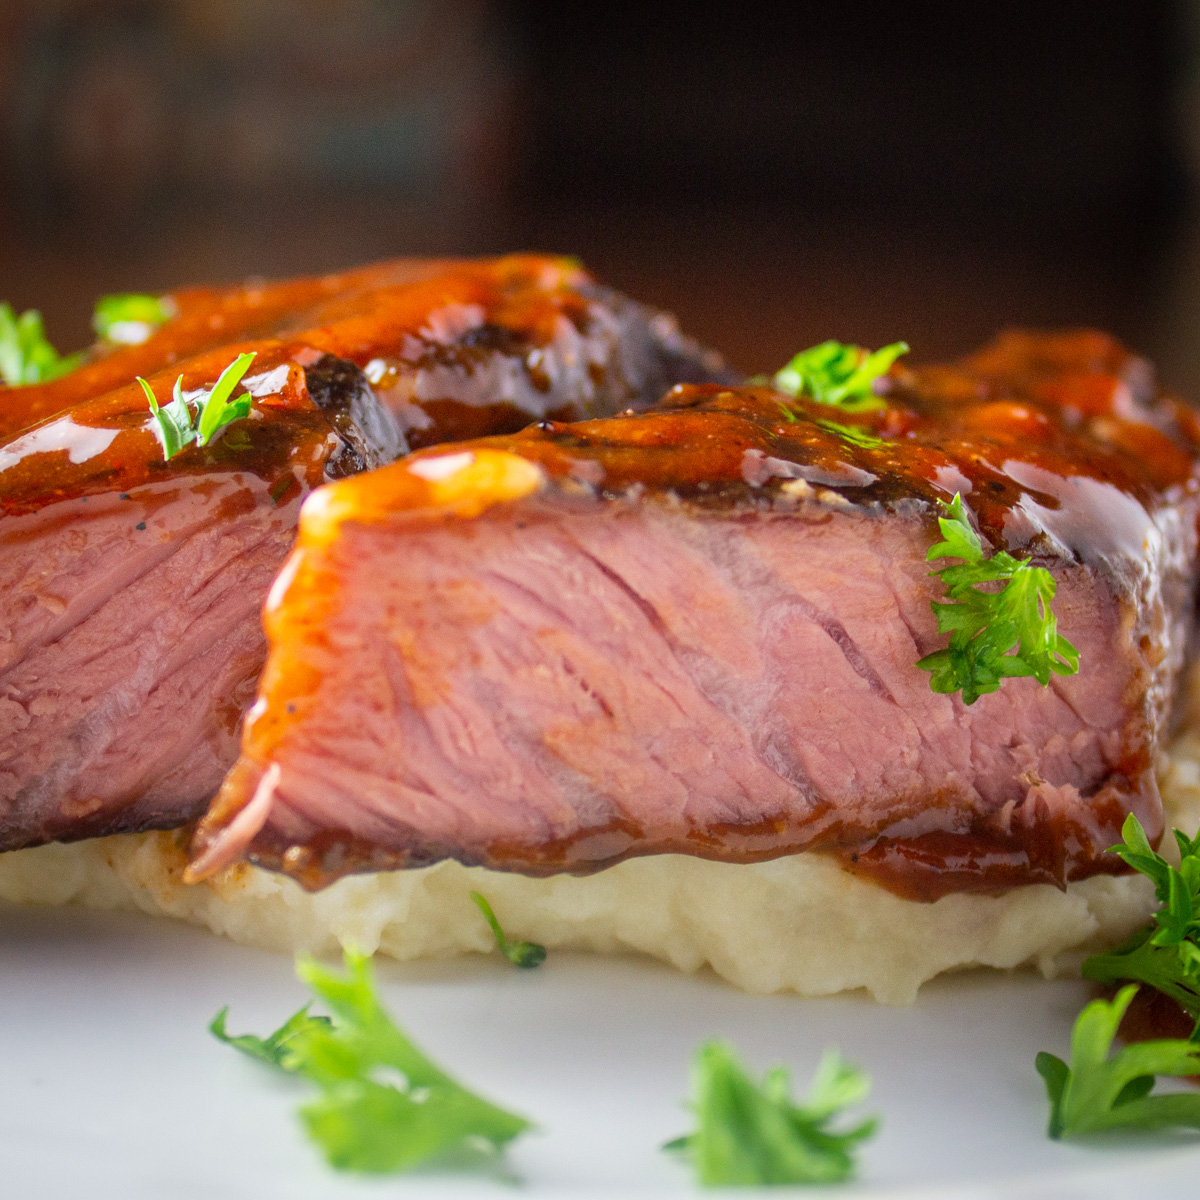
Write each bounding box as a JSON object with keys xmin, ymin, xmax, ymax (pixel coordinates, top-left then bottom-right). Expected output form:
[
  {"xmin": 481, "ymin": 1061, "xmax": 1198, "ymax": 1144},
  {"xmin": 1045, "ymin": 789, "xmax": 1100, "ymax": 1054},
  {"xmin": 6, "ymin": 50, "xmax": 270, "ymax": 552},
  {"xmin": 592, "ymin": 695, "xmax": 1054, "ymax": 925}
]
[
  {"xmin": 0, "ymin": 255, "xmax": 607, "ymax": 521},
  {"xmin": 464, "ymin": 329, "xmax": 1200, "ymax": 566},
  {"xmin": 0, "ymin": 255, "xmax": 597, "ymax": 441}
]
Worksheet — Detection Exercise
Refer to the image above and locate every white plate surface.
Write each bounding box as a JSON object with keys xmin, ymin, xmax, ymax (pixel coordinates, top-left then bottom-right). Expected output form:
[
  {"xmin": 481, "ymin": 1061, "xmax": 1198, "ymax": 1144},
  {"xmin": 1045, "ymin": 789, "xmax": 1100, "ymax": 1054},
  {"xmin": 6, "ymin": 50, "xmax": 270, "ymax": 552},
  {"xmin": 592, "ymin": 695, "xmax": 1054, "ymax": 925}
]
[{"xmin": 3, "ymin": 899, "xmax": 1199, "ymax": 1198}]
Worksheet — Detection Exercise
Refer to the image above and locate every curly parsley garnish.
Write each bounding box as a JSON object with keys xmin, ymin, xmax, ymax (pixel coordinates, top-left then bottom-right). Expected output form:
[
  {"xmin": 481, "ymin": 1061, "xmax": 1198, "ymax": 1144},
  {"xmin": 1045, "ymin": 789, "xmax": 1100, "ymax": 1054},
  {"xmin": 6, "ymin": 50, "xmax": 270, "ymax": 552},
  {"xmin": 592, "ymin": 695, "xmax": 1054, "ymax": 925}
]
[
  {"xmin": 773, "ymin": 340, "xmax": 908, "ymax": 412},
  {"xmin": 1036, "ymin": 984, "xmax": 1200, "ymax": 1139},
  {"xmin": 665, "ymin": 1040, "xmax": 877, "ymax": 1186},
  {"xmin": 94, "ymin": 293, "xmax": 174, "ymax": 345},
  {"xmin": 1082, "ymin": 814, "xmax": 1200, "ymax": 1030},
  {"xmin": 138, "ymin": 351, "xmax": 256, "ymax": 460},
  {"xmin": 211, "ymin": 949, "xmax": 532, "ymax": 1175},
  {"xmin": 1038, "ymin": 815, "xmax": 1200, "ymax": 1140},
  {"xmin": 916, "ymin": 493, "xmax": 1079, "ymax": 705},
  {"xmin": 211, "ymin": 1002, "xmax": 332, "ymax": 1067},
  {"xmin": 0, "ymin": 303, "xmax": 82, "ymax": 386},
  {"xmin": 469, "ymin": 891, "xmax": 546, "ymax": 968}
]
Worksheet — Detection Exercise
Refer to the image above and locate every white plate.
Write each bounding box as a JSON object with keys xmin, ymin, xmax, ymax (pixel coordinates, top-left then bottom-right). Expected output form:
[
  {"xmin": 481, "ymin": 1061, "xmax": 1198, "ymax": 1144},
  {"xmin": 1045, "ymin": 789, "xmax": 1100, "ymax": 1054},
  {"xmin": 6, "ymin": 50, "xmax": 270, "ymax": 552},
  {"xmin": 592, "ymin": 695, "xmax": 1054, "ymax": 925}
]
[{"xmin": 2, "ymin": 899, "xmax": 1199, "ymax": 1198}]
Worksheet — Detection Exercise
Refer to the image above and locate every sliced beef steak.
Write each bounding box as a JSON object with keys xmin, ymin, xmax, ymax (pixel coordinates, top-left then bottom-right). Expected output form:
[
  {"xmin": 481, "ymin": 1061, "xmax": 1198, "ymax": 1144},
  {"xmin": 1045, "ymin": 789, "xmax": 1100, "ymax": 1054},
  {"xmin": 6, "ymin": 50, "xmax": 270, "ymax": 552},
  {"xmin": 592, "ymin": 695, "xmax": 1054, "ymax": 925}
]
[
  {"xmin": 190, "ymin": 331, "xmax": 1200, "ymax": 899},
  {"xmin": 0, "ymin": 256, "xmax": 727, "ymax": 850},
  {"xmin": 0, "ymin": 355, "xmax": 397, "ymax": 850}
]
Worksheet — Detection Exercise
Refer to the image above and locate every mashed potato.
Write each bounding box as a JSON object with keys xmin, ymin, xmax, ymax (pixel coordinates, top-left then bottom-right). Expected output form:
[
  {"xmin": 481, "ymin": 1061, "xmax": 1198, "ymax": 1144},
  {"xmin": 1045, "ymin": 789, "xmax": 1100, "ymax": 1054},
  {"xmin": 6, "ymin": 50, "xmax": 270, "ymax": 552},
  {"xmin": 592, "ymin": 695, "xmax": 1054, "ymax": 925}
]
[{"xmin": 4, "ymin": 733, "xmax": 1199, "ymax": 1004}]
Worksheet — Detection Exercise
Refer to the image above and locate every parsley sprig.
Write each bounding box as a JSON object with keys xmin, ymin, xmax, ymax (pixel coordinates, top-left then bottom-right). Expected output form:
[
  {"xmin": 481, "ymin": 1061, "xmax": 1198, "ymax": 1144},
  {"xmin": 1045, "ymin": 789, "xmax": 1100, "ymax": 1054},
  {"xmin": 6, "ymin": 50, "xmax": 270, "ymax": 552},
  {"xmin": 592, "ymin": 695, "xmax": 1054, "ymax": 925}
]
[
  {"xmin": 1036, "ymin": 985, "xmax": 1200, "ymax": 1138},
  {"xmin": 773, "ymin": 340, "xmax": 908, "ymax": 412},
  {"xmin": 138, "ymin": 351, "xmax": 256, "ymax": 460},
  {"xmin": 1035, "ymin": 814, "xmax": 1200, "ymax": 1140},
  {"xmin": 469, "ymin": 892, "xmax": 546, "ymax": 968},
  {"xmin": 665, "ymin": 1040, "xmax": 877, "ymax": 1186},
  {"xmin": 0, "ymin": 304, "xmax": 82, "ymax": 386},
  {"xmin": 211, "ymin": 950, "xmax": 532, "ymax": 1175},
  {"xmin": 916, "ymin": 493, "xmax": 1079, "ymax": 705},
  {"xmin": 1082, "ymin": 814, "xmax": 1200, "ymax": 1032},
  {"xmin": 94, "ymin": 293, "xmax": 174, "ymax": 345},
  {"xmin": 211, "ymin": 1002, "xmax": 332, "ymax": 1067}
]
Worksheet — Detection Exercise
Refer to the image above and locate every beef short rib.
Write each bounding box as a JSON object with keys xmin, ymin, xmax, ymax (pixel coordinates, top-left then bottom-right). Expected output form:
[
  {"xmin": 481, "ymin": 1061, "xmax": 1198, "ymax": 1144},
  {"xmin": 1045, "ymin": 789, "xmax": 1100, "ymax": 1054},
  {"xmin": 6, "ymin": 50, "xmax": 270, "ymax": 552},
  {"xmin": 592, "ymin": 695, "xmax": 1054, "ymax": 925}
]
[
  {"xmin": 190, "ymin": 331, "xmax": 1200, "ymax": 899},
  {"xmin": 0, "ymin": 256, "xmax": 726, "ymax": 850}
]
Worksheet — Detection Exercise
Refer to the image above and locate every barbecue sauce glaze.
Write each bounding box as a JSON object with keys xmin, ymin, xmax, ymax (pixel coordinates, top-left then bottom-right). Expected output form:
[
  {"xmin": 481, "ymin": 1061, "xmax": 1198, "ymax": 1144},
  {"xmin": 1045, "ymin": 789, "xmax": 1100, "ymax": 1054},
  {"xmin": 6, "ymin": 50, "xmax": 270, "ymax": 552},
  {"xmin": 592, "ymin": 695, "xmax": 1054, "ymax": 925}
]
[{"xmin": 0, "ymin": 254, "xmax": 654, "ymax": 514}]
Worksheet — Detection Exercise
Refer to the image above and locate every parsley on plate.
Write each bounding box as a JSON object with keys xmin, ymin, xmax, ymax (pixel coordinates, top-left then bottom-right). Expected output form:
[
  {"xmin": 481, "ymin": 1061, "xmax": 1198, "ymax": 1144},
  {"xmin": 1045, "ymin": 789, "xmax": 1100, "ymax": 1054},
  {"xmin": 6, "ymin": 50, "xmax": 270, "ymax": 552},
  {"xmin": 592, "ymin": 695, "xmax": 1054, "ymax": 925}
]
[
  {"xmin": 469, "ymin": 891, "xmax": 547, "ymax": 968},
  {"xmin": 1037, "ymin": 985, "xmax": 1200, "ymax": 1138},
  {"xmin": 665, "ymin": 1039, "xmax": 877, "ymax": 1186},
  {"xmin": 1083, "ymin": 814, "xmax": 1200, "ymax": 1033},
  {"xmin": 212, "ymin": 949, "xmax": 532, "ymax": 1175}
]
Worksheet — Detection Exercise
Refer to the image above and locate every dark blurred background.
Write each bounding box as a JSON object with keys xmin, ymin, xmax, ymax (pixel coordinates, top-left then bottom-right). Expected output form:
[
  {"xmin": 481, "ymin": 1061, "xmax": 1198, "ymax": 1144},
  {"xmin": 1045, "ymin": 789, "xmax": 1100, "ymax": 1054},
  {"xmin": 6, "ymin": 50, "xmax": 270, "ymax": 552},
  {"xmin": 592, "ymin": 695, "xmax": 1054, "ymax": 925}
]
[{"xmin": 3, "ymin": 1, "xmax": 1200, "ymax": 390}]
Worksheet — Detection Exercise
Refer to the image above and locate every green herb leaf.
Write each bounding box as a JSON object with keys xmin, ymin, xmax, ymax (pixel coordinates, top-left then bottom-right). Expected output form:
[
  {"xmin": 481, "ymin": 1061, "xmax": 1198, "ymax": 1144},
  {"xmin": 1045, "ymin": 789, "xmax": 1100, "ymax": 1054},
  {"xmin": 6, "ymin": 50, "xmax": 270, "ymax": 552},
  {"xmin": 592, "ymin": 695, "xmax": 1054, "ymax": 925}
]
[
  {"xmin": 139, "ymin": 351, "xmax": 256, "ymax": 461},
  {"xmin": 469, "ymin": 891, "xmax": 546, "ymax": 969},
  {"xmin": 0, "ymin": 304, "xmax": 82, "ymax": 386},
  {"xmin": 773, "ymin": 340, "xmax": 908, "ymax": 412},
  {"xmin": 138, "ymin": 375, "xmax": 196, "ymax": 460},
  {"xmin": 665, "ymin": 1039, "xmax": 877, "ymax": 1186},
  {"xmin": 1036, "ymin": 985, "xmax": 1200, "ymax": 1138},
  {"xmin": 916, "ymin": 493, "xmax": 1079, "ymax": 704},
  {"xmin": 210, "ymin": 949, "xmax": 532, "ymax": 1175},
  {"xmin": 210, "ymin": 1003, "xmax": 332, "ymax": 1068},
  {"xmin": 815, "ymin": 418, "xmax": 886, "ymax": 450},
  {"xmin": 197, "ymin": 352, "xmax": 256, "ymax": 447},
  {"xmin": 93, "ymin": 293, "xmax": 175, "ymax": 345},
  {"xmin": 1082, "ymin": 814, "xmax": 1200, "ymax": 1030}
]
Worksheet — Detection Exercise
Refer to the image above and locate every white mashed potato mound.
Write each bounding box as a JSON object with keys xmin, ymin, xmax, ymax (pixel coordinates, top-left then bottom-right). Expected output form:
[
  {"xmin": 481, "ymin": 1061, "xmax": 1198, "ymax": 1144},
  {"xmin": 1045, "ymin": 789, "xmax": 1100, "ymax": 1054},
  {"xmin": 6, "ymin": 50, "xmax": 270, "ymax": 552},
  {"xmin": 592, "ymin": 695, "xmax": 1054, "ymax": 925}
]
[{"xmin": 3, "ymin": 736, "xmax": 1199, "ymax": 1005}]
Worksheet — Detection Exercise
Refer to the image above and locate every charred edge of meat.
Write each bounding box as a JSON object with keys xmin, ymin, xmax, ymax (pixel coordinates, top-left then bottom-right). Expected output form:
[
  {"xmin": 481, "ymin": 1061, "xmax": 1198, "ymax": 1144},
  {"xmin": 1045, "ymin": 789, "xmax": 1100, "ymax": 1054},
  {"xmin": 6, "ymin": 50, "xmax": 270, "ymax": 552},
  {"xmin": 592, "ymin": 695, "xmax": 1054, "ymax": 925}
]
[
  {"xmin": 645, "ymin": 310, "xmax": 740, "ymax": 388},
  {"xmin": 403, "ymin": 323, "xmax": 535, "ymax": 375},
  {"xmin": 304, "ymin": 355, "xmax": 407, "ymax": 478},
  {"xmin": 455, "ymin": 322, "xmax": 531, "ymax": 357},
  {"xmin": 579, "ymin": 284, "xmax": 740, "ymax": 412}
]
